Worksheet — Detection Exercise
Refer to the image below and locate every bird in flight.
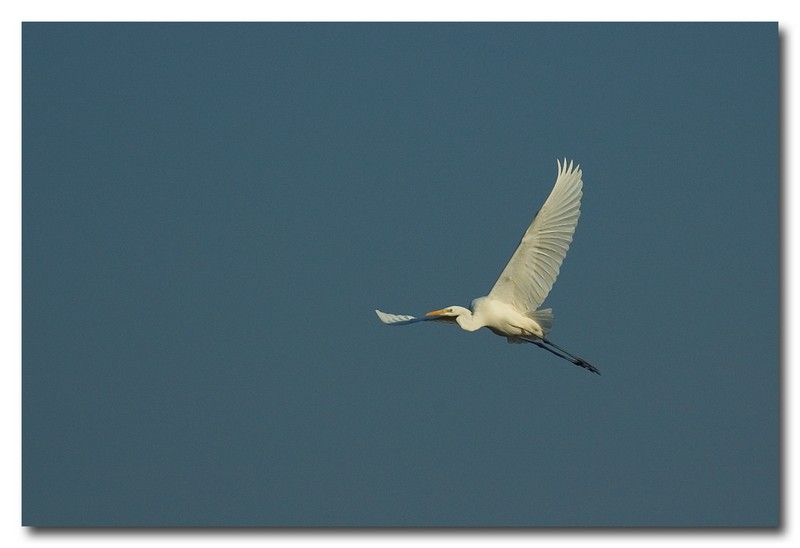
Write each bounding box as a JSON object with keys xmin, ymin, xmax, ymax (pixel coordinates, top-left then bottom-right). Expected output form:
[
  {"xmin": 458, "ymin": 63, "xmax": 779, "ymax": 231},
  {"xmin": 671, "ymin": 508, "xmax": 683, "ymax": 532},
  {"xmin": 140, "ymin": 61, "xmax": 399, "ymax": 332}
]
[{"xmin": 376, "ymin": 158, "xmax": 599, "ymax": 375}]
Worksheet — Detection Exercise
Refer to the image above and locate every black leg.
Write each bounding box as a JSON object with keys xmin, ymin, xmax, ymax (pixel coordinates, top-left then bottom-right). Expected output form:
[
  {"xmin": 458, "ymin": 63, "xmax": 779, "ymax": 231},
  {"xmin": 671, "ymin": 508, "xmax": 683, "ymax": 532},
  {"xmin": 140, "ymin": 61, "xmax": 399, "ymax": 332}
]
[{"xmin": 522, "ymin": 337, "xmax": 601, "ymax": 375}]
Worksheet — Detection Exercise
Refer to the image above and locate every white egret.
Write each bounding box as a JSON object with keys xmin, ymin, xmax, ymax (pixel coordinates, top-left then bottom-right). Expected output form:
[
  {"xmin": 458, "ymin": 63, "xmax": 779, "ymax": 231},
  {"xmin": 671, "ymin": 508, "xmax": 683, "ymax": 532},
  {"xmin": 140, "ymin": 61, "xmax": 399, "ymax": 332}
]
[{"xmin": 375, "ymin": 158, "xmax": 599, "ymax": 375}]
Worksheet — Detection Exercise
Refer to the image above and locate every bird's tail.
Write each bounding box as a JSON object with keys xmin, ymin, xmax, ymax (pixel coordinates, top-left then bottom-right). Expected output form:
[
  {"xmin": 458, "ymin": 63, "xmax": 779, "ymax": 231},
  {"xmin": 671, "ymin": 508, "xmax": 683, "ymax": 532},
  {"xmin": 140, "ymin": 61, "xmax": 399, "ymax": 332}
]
[{"xmin": 526, "ymin": 308, "xmax": 553, "ymax": 336}]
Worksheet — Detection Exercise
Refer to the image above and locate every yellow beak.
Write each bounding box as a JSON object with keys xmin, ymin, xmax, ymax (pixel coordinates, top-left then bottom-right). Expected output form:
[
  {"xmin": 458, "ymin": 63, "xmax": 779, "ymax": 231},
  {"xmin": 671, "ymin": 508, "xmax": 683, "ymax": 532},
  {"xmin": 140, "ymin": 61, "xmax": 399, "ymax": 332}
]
[{"xmin": 425, "ymin": 309, "xmax": 446, "ymax": 316}]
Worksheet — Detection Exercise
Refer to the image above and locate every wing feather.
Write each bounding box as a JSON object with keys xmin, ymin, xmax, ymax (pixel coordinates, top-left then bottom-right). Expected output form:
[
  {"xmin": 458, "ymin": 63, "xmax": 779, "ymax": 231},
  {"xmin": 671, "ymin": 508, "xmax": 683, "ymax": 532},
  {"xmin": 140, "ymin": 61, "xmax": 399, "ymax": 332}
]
[
  {"xmin": 375, "ymin": 310, "xmax": 457, "ymax": 326},
  {"xmin": 487, "ymin": 159, "xmax": 583, "ymax": 313}
]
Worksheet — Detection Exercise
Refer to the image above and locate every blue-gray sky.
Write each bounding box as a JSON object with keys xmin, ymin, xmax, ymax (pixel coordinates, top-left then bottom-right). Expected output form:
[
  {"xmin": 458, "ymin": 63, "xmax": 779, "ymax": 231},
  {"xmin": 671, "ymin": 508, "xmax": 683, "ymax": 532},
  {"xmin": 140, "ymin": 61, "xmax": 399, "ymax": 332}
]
[{"xmin": 22, "ymin": 23, "xmax": 778, "ymax": 526}]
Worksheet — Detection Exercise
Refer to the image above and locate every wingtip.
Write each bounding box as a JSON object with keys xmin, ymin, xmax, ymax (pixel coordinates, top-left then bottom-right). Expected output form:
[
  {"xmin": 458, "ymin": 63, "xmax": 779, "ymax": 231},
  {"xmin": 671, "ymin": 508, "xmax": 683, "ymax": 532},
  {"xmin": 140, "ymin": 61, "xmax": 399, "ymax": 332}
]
[
  {"xmin": 375, "ymin": 309, "xmax": 419, "ymax": 325},
  {"xmin": 375, "ymin": 309, "xmax": 396, "ymax": 324},
  {"xmin": 556, "ymin": 157, "xmax": 582, "ymax": 177}
]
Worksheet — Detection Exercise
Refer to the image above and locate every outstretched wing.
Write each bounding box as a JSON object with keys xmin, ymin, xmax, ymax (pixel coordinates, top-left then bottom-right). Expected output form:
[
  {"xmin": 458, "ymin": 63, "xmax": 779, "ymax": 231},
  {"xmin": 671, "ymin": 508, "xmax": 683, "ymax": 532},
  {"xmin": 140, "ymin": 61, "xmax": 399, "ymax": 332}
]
[
  {"xmin": 488, "ymin": 159, "xmax": 583, "ymax": 313},
  {"xmin": 375, "ymin": 309, "xmax": 457, "ymax": 326}
]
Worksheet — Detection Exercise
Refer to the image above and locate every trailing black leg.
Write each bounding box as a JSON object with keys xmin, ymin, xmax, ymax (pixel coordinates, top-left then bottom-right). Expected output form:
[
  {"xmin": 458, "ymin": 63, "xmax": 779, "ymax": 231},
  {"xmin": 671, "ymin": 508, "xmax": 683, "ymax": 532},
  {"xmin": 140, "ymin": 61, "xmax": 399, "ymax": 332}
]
[{"xmin": 521, "ymin": 337, "xmax": 600, "ymax": 375}]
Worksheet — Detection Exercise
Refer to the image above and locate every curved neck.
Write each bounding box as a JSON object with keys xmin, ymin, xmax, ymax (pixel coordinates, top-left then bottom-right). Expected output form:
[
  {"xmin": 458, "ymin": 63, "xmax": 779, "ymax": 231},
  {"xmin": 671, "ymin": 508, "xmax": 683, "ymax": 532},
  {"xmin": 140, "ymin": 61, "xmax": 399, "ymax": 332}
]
[{"xmin": 456, "ymin": 309, "xmax": 483, "ymax": 332}]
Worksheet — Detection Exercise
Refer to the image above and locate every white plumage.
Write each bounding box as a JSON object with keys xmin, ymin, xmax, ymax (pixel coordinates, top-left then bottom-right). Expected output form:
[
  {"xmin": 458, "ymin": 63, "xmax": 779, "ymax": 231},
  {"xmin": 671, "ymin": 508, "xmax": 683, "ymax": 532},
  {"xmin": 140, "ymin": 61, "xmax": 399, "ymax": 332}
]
[
  {"xmin": 488, "ymin": 159, "xmax": 582, "ymax": 313},
  {"xmin": 376, "ymin": 158, "xmax": 598, "ymax": 374}
]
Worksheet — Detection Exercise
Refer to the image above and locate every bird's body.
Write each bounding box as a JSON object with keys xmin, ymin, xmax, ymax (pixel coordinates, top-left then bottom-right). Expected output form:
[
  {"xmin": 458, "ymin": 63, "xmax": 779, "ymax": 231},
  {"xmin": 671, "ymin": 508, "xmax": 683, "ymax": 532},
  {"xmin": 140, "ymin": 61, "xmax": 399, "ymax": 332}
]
[
  {"xmin": 436, "ymin": 298, "xmax": 545, "ymax": 339},
  {"xmin": 376, "ymin": 159, "xmax": 599, "ymax": 374}
]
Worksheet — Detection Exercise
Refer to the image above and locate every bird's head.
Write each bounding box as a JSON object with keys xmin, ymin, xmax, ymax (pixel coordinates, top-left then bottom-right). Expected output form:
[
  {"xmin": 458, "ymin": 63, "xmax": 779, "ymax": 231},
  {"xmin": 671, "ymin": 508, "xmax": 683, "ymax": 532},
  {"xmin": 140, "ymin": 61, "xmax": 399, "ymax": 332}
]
[{"xmin": 425, "ymin": 305, "xmax": 470, "ymax": 318}]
